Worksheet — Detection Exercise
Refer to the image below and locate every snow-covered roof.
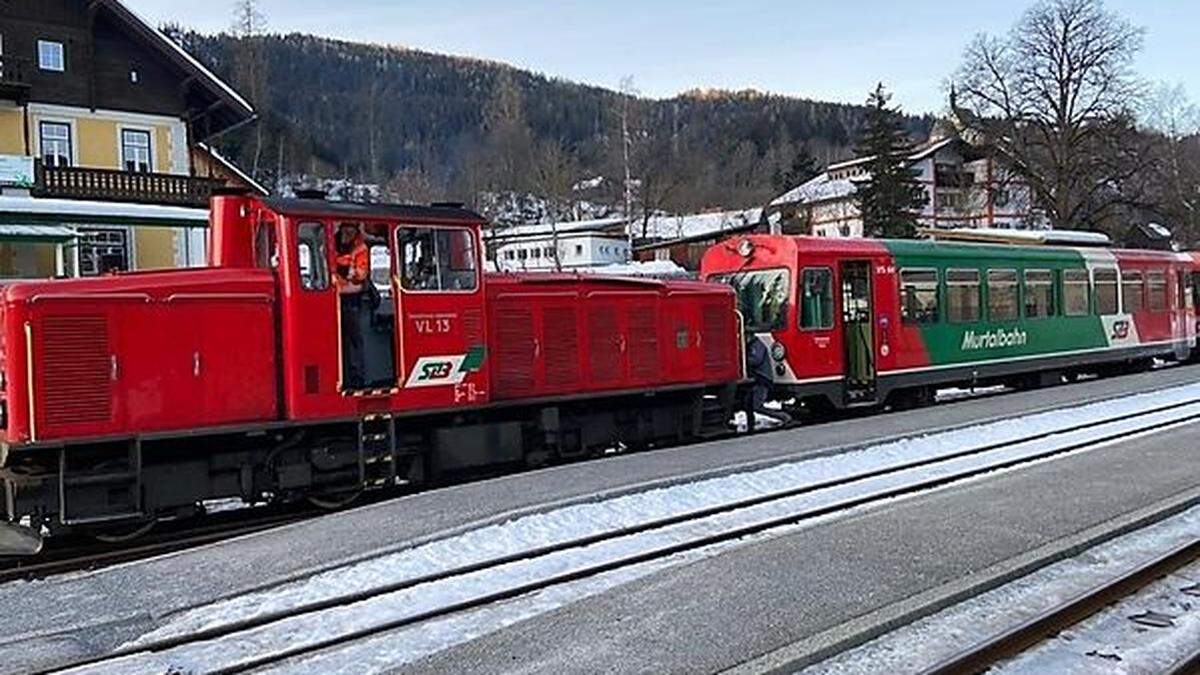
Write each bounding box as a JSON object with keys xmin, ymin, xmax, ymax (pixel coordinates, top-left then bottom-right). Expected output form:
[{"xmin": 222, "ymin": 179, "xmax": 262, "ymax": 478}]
[
  {"xmin": 0, "ymin": 195, "xmax": 208, "ymax": 227},
  {"xmin": 488, "ymin": 218, "xmax": 626, "ymax": 242},
  {"xmin": 576, "ymin": 260, "xmax": 689, "ymax": 277},
  {"xmin": 825, "ymin": 136, "xmax": 961, "ymax": 173},
  {"xmin": 770, "ymin": 173, "xmax": 858, "ymax": 207},
  {"xmin": 0, "ymin": 225, "xmax": 78, "ymax": 242},
  {"xmin": 638, "ymin": 207, "xmax": 764, "ymax": 243},
  {"xmin": 197, "ymin": 143, "xmax": 269, "ymax": 195}
]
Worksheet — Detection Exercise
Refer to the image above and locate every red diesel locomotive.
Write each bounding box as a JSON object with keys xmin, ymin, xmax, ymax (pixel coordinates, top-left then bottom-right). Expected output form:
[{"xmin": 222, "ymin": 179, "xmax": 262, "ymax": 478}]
[{"xmin": 0, "ymin": 193, "xmax": 741, "ymax": 550}]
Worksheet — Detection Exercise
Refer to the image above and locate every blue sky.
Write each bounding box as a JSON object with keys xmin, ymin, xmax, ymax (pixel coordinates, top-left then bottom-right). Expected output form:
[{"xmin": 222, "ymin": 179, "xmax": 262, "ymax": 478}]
[{"xmin": 127, "ymin": 0, "xmax": 1199, "ymax": 114}]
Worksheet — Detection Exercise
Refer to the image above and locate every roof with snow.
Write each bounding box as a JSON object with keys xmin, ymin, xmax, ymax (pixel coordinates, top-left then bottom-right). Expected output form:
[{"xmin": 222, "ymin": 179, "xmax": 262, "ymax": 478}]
[
  {"xmin": 487, "ymin": 218, "xmax": 627, "ymax": 242},
  {"xmin": 770, "ymin": 174, "xmax": 858, "ymax": 207},
  {"xmin": 196, "ymin": 143, "xmax": 269, "ymax": 196},
  {"xmin": 98, "ymin": 0, "xmax": 256, "ymax": 138},
  {"xmin": 0, "ymin": 194, "xmax": 208, "ymax": 228},
  {"xmin": 637, "ymin": 208, "xmax": 766, "ymax": 244}
]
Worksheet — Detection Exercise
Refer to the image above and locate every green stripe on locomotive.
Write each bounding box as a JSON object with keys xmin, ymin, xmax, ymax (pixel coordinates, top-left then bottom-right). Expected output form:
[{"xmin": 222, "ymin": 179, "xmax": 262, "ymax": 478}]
[{"xmin": 882, "ymin": 240, "xmax": 1111, "ymax": 366}]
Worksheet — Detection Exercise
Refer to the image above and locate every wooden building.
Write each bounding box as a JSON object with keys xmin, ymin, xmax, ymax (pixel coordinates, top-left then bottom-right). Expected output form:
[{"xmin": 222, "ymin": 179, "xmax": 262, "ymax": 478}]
[{"xmin": 0, "ymin": 0, "xmax": 256, "ymax": 278}]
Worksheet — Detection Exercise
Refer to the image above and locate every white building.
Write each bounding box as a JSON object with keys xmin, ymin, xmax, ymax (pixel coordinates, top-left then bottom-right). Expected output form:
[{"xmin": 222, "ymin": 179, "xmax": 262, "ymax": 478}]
[
  {"xmin": 489, "ymin": 218, "xmax": 631, "ymax": 272},
  {"xmin": 771, "ymin": 135, "xmax": 1045, "ymax": 238}
]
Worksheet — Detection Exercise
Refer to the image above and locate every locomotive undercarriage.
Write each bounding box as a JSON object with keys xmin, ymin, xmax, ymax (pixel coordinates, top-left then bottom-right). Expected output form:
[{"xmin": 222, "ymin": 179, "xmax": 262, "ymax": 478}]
[{"xmin": 1, "ymin": 386, "xmax": 735, "ymax": 541}]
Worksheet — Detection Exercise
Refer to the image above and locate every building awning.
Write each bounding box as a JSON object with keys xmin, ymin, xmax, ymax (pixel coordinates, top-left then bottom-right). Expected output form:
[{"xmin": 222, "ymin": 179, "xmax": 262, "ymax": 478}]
[
  {"xmin": 0, "ymin": 225, "xmax": 78, "ymax": 243},
  {"xmin": 0, "ymin": 195, "xmax": 208, "ymax": 228}
]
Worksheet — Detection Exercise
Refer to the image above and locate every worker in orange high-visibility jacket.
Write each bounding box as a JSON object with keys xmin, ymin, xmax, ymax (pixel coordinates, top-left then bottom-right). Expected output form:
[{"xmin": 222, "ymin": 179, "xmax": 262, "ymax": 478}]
[{"xmin": 335, "ymin": 224, "xmax": 370, "ymax": 389}]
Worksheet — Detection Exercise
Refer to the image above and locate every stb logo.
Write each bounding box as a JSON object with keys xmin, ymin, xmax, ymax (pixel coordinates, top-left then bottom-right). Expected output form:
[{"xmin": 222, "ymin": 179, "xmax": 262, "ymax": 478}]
[{"xmin": 1111, "ymin": 320, "xmax": 1131, "ymax": 340}]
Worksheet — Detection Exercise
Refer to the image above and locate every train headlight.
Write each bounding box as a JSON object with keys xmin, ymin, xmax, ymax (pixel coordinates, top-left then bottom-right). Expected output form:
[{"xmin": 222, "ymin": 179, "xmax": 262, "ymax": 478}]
[
  {"xmin": 770, "ymin": 342, "xmax": 787, "ymax": 362},
  {"xmin": 737, "ymin": 239, "xmax": 755, "ymax": 258}
]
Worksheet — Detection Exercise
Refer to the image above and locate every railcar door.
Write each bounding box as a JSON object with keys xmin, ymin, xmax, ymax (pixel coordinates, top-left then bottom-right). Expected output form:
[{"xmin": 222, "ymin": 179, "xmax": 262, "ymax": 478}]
[
  {"xmin": 393, "ymin": 225, "xmax": 489, "ymax": 408},
  {"xmin": 840, "ymin": 260, "xmax": 877, "ymax": 404}
]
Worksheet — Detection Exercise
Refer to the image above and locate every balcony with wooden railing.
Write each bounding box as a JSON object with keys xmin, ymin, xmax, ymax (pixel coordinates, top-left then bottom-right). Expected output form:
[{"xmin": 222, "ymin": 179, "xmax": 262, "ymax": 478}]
[
  {"xmin": 0, "ymin": 56, "xmax": 33, "ymax": 103},
  {"xmin": 33, "ymin": 163, "xmax": 225, "ymax": 208}
]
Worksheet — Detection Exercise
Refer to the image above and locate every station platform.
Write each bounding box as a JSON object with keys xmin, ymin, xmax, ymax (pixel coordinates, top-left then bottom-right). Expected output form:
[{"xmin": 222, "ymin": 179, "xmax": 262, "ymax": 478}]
[{"xmin": 3, "ymin": 364, "xmax": 1200, "ymax": 673}]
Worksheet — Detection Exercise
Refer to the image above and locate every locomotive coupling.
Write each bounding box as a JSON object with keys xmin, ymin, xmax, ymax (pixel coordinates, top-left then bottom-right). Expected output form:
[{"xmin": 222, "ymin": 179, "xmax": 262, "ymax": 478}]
[{"xmin": 0, "ymin": 520, "xmax": 42, "ymax": 556}]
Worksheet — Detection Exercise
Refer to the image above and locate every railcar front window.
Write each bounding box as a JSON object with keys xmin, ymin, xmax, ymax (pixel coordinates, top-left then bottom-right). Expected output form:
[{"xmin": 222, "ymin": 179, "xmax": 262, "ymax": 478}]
[
  {"xmin": 398, "ymin": 227, "xmax": 478, "ymax": 292},
  {"xmin": 1094, "ymin": 269, "xmax": 1119, "ymax": 315},
  {"xmin": 297, "ymin": 222, "xmax": 329, "ymax": 291},
  {"xmin": 900, "ymin": 269, "xmax": 939, "ymax": 324},
  {"xmin": 1063, "ymin": 269, "xmax": 1090, "ymax": 316},
  {"xmin": 713, "ymin": 269, "xmax": 791, "ymax": 332},
  {"xmin": 1024, "ymin": 269, "xmax": 1054, "ymax": 319},
  {"xmin": 946, "ymin": 269, "xmax": 981, "ymax": 323},
  {"xmin": 800, "ymin": 268, "xmax": 835, "ymax": 330}
]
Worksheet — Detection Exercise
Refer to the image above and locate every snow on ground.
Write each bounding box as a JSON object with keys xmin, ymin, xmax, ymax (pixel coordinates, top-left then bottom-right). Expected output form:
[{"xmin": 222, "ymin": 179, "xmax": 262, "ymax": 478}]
[
  {"xmin": 76, "ymin": 383, "xmax": 1200, "ymax": 673},
  {"xmin": 802, "ymin": 506, "xmax": 1200, "ymax": 675}
]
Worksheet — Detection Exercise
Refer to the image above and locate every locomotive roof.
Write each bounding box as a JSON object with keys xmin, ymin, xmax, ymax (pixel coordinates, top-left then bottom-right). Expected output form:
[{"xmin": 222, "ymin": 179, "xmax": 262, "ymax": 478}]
[{"xmin": 261, "ymin": 197, "xmax": 486, "ymax": 225}]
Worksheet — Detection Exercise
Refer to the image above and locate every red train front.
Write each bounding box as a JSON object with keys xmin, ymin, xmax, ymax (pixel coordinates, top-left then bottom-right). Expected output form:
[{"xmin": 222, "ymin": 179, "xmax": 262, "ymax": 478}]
[{"xmin": 0, "ymin": 193, "xmax": 741, "ymax": 549}]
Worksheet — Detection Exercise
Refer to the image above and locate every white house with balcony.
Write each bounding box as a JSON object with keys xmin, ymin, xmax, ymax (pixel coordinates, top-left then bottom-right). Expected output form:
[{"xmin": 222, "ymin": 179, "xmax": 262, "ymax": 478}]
[
  {"xmin": 771, "ymin": 134, "xmax": 1045, "ymax": 238},
  {"xmin": 488, "ymin": 218, "xmax": 631, "ymax": 272}
]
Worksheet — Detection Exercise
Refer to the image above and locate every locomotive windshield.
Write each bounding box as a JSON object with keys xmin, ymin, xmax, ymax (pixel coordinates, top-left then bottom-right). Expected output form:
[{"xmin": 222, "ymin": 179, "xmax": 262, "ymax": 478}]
[
  {"xmin": 398, "ymin": 227, "xmax": 478, "ymax": 292},
  {"xmin": 712, "ymin": 268, "xmax": 791, "ymax": 332}
]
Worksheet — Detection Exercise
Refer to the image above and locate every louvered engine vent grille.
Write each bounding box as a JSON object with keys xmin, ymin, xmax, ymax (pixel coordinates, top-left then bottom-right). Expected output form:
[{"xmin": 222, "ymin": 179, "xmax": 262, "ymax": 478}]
[
  {"xmin": 41, "ymin": 315, "xmax": 113, "ymax": 426},
  {"xmin": 702, "ymin": 304, "xmax": 734, "ymax": 373},
  {"xmin": 543, "ymin": 307, "xmax": 580, "ymax": 388}
]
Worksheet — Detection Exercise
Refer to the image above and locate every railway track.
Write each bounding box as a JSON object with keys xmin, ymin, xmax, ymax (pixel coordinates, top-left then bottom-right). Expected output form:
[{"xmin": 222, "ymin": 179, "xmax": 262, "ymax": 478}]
[
  {"xmin": 0, "ymin": 509, "xmax": 313, "ymax": 585},
  {"xmin": 42, "ymin": 393, "xmax": 1200, "ymax": 674},
  {"xmin": 922, "ymin": 540, "xmax": 1200, "ymax": 674}
]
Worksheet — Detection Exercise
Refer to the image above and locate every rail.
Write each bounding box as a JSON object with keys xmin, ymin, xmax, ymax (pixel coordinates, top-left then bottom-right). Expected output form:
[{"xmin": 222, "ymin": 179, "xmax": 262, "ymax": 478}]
[{"xmin": 43, "ymin": 394, "xmax": 1200, "ymax": 674}]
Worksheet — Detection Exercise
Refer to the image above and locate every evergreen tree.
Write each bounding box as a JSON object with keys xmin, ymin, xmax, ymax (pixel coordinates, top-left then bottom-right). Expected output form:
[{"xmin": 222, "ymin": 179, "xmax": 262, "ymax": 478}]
[
  {"xmin": 853, "ymin": 84, "xmax": 927, "ymax": 238},
  {"xmin": 773, "ymin": 144, "xmax": 820, "ymax": 193}
]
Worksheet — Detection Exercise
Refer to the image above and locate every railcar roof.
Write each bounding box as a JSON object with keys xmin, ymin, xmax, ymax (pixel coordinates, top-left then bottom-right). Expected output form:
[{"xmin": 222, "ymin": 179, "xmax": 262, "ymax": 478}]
[
  {"xmin": 756, "ymin": 235, "xmax": 1189, "ymax": 262},
  {"xmin": 261, "ymin": 197, "xmax": 486, "ymax": 225}
]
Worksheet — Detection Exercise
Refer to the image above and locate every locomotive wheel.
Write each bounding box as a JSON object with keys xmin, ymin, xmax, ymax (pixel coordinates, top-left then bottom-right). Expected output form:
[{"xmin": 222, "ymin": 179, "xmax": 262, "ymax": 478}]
[
  {"xmin": 306, "ymin": 489, "xmax": 363, "ymax": 511},
  {"xmin": 87, "ymin": 519, "xmax": 157, "ymax": 544}
]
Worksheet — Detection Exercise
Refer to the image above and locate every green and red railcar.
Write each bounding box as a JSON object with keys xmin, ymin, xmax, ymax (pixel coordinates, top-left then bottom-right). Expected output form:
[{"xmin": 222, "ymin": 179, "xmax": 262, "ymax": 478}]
[{"xmin": 701, "ymin": 235, "xmax": 1198, "ymax": 409}]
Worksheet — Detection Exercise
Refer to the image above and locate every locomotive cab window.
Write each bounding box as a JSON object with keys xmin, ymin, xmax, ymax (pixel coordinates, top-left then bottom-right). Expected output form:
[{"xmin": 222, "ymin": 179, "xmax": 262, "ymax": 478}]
[
  {"xmin": 1148, "ymin": 270, "xmax": 1168, "ymax": 311},
  {"xmin": 713, "ymin": 269, "xmax": 791, "ymax": 332},
  {"xmin": 296, "ymin": 222, "xmax": 329, "ymax": 291},
  {"xmin": 900, "ymin": 269, "xmax": 939, "ymax": 324},
  {"xmin": 800, "ymin": 268, "xmax": 835, "ymax": 330},
  {"xmin": 1122, "ymin": 270, "xmax": 1145, "ymax": 313},
  {"xmin": 1024, "ymin": 269, "xmax": 1054, "ymax": 319},
  {"xmin": 398, "ymin": 227, "xmax": 478, "ymax": 292},
  {"xmin": 946, "ymin": 269, "xmax": 981, "ymax": 323},
  {"xmin": 987, "ymin": 269, "xmax": 1019, "ymax": 321},
  {"xmin": 1094, "ymin": 268, "xmax": 1119, "ymax": 315},
  {"xmin": 1063, "ymin": 269, "xmax": 1091, "ymax": 317}
]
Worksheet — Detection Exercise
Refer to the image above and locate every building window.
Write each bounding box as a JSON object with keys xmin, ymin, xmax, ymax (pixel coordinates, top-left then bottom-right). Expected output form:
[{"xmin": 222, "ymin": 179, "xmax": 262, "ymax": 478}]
[
  {"xmin": 38, "ymin": 40, "xmax": 65, "ymax": 72},
  {"xmin": 1094, "ymin": 268, "xmax": 1119, "ymax": 315},
  {"xmin": 1024, "ymin": 269, "xmax": 1054, "ymax": 318},
  {"xmin": 575, "ymin": 244, "xmax": 583, "ymax": 256},
  {"xmin": 121, "ymin": 129, "xmax": 152, "ymax": 173},
  {"xmin": 1063, "ymin": 269, "xmax": 1090, "ymax": 316},
  {"xmin": 78, "ymin": 227, "xmax": 131, "ymax": 276},
  {"xmin": 946, "ymin": 269, "xmax": 981, "ymax": 323},
  {"xmin": 40, "ymin": 122, "xmax": 72, "ymax": 168},
  {"xmin": 800, "ymin": 268, "xmax": 835, "ymax": 330},
  {"xmin": 900, "ymin": 269, "xmax": 939, "ymax": 324}
]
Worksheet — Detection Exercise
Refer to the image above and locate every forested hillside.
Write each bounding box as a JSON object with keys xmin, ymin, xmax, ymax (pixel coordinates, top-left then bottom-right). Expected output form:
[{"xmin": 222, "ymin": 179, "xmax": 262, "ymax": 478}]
[{"xmin": 170, "ymin": 30, "xmax": 933, "ymax": 220}]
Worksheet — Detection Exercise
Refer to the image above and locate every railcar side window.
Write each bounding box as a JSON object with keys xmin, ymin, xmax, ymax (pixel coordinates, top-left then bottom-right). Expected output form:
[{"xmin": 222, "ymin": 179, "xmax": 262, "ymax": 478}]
[
  {"xmin": 1122, "ymin": 270, "xmax": 1145, "ymax": 313},
  {"xmin": 987, "ymin": 269, "xmax": 1019, "ymax": 321},
  {"xmin": 397, "ymin": 227, "xmax": 478, "ymax": 292},
  {"xmin": 1148, "ymin": 270, "xmax": 1168, "ymax": 311},
  {"xmin": 1063, "ymin": 269, "xmax": 1090, "ymax": 316},
  {"xmin": 900, "ymin": 269, "xmax": 939, "ymax": 324},
  {"xmin": 946, "ymin": 269, "xmax": 981, "ymax": 323},
  {"xmin": 713, "ymin": 269, "xmax": 791, "ymax": 332},
  {"xmin": 297, "ymin": 222, "xmax": 329, "ymax": 291},
  {"xmin": 800, "ymin": 268, "xmax": 835, "ymax": 330},
  {"xmin": 1024, "ymin": 269, "xmax": 1054, "ymax": 319},
  {"xmin": 1094, "ymin": 269, "xmax": 1119, "ymax": 315},
  {"xmin": 1185, "ymin": 272, "xmax": 1196, "ymax": 310}
]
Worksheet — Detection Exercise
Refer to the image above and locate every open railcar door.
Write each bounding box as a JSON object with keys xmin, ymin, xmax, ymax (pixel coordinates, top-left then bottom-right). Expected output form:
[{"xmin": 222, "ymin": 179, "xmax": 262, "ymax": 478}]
[{"xmin": 840, "ymin": 260, "xmax": 877, "ymax": 405}]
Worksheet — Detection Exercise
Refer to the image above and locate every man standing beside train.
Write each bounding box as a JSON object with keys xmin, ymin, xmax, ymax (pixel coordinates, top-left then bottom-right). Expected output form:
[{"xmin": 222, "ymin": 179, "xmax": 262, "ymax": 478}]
[
  {"xmin": 335, "ymin": 224, "xmax": 369, "ymax": 389},
  {"xmin": 744, "ymin": 332, "xmax": 793, "ymax": 430}
]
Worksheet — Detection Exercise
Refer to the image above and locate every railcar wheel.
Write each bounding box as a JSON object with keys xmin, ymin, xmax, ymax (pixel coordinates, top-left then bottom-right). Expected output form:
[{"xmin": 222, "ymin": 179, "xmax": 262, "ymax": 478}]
[{"xmin": 87, "ymin": 519, "xmax": 157, "ymax": 544}]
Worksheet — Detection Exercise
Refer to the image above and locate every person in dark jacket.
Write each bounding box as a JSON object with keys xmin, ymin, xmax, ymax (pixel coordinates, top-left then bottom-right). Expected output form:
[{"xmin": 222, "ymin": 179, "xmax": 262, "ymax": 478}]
[{"xmin": 744, "ymin": 333, "xmax": 793, "ymax": 430}]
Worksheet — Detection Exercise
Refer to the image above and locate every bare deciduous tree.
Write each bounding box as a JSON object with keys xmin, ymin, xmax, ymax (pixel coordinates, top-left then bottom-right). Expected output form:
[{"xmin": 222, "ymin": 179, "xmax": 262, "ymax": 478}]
[
  {"xmin": 1144, "ymin": 83, "xmax": 1200, "ymax": 245},
  {"xmin": 533, "ymin": 139, "xmax": 580, "ymax": 271},
  {"xmin": 231, "ymin": 0, "xmax": 270, "ymax": 180},
  {"xmin": 952, "ymin": 0, "xmax": 1151, "ymax": 230}
]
